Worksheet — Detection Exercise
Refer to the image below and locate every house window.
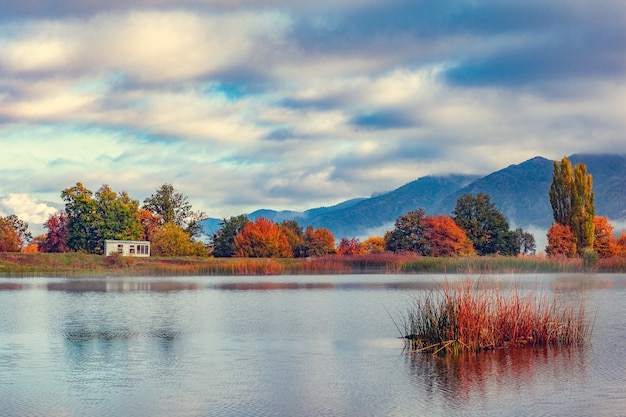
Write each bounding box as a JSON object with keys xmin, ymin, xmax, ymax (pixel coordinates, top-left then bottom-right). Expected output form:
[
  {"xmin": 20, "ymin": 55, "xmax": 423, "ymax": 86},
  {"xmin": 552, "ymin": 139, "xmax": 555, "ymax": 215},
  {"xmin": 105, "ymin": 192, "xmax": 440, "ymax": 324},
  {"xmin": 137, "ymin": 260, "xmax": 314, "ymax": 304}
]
[
  {"xmin": 138, "ymin": 245, "xmax": 149, "ymax": 255},
  {"xmin": 129, "ymin": 245, "xmax": 135, "ymax": 254},
  {"xmin": 117, "ymin": 244, "xmax": 123, "ymax": 254}
]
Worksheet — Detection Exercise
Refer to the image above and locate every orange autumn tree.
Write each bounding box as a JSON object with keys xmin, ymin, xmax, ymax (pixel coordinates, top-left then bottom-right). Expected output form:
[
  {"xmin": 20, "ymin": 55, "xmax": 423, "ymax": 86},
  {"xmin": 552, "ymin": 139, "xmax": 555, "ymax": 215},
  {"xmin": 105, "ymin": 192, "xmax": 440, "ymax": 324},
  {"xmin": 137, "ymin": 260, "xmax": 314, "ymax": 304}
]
[
  {"xmin": 0, "ymin": 215, "xmax": 32, "ymax": 252},
  {"xmin": 304, "ymin": 226, "xmax": 336, "ymax": 256},
  {"xmin": 593, "ymin": 216, "xmax": 618, "ymax": 258},
  {"xmin": 546, "ymin": 223, "xmax": 577, "ymax": 257},
  {"xmin": 423, "ymin": 215, "xmax": 475, "ymax": 256},
  {"xmin": 233, "ymin": 217, "xmax": 293, "ymax": 258}
]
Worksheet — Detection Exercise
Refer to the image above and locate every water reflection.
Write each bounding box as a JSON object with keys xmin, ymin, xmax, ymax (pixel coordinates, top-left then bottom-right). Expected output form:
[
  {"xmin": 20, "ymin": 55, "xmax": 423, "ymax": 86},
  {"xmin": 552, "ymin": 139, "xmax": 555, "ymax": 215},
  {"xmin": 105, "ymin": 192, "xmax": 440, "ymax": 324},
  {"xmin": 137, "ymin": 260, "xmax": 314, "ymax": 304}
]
[
  {"xmin": 213, "ymin": 281, "xmax": 445, "ymax": 291},
  {"xmin": 0, "ymin": 274, "xmax": 623, "ymax": 417},
  {"xmin": 47, "ymin": 280, "xmax": 201, "ymax": 292},
  {"xmin": 0, "ymin": 282, "xmax": 26, "ymax": 291},
  {"xmin": 407, "ymin": 346, "xmax": 588, "ymax": 414}
]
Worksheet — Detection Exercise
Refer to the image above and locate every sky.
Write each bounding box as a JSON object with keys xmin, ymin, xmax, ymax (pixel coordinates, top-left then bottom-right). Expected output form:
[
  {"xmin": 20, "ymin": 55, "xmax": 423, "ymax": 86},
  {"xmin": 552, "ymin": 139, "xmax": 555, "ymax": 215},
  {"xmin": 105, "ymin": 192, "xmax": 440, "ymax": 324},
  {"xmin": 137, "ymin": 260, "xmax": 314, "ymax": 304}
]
[{"xmin": 1, "ymin": 0, "xmax": 625, "ymax": 236}]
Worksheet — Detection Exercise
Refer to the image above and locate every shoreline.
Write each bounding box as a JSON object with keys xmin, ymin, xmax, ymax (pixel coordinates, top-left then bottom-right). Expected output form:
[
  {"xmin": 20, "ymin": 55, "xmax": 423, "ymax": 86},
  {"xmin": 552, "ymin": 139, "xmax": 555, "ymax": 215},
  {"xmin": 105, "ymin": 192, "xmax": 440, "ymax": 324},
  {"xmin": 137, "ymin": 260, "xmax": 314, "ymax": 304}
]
[{"xmin": 2, "ymin": 252, "xmax": 625, "ymax": 277}]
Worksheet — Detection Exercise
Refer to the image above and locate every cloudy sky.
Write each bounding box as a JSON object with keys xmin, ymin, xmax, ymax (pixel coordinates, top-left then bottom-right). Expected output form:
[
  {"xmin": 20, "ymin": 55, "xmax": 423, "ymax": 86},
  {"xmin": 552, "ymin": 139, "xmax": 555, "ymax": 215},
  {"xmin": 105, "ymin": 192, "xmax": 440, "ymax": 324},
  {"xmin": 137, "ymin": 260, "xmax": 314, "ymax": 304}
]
[{"xmin": 1, "ymin": 0, "xmax": 624, "ymax": 234}]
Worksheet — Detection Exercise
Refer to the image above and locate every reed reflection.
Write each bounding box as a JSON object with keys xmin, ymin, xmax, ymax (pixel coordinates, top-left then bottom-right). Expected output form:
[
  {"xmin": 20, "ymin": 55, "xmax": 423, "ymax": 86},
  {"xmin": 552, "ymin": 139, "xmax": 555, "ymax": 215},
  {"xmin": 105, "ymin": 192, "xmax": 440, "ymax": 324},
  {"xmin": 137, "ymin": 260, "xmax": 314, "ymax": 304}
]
[{"xmin": 407, "ymin": 346, "xmax": 588, "ymax": 407}]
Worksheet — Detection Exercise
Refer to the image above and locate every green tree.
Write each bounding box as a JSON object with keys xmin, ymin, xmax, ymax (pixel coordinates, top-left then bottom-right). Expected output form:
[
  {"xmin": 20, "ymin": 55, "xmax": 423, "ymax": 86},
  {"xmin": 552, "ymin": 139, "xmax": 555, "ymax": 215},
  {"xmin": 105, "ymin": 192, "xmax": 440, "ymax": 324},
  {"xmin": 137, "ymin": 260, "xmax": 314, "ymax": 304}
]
[
  {"xmin": 0, "ymin": 215, "xmax": 32, "ymax": 252},
  {"xmin": 142, "ymin": 184, "xmax": 206, "ymax": 239},
  {"xmin": 452, "ymin": 193, "xmax": 518, "ymax": 256},
  {"xmin": 514, "ymin": 228, "xmax": 536, "ymax": 255},
  {"xmin": 571, "ymin": 163, "xmax": 595, "ymax": 252},
  {"xmin": 549, "ymin": 157, "xmax": 573, "ymax": 226},
  {"xmin": 61, "ymin": 182, "xmax": 100, "ymax": 252},
  {"xmin": 211, "ymin": 215, "xmax": 249, "ymax": 257},
  {"xmin": 61, "ymin": 182, "xmax": 143, "ymax": 253},
  {"xmin": 549, "ymin": 157, "xmax": 595, "ymax": 255},
  {"xmin": 385, "ymin": 209, "xmax": 428, "ymax": 254},
  {"xmin": 95, "ymin": 185, "xmax": 142, "ymax": 242}
]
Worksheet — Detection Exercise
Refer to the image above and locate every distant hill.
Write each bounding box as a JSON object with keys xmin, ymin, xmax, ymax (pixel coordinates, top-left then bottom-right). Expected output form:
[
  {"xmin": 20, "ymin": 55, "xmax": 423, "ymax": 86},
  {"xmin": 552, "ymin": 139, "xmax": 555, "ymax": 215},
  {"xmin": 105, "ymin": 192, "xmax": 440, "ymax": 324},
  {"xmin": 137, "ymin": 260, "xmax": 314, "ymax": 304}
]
[
  {"xmin": 437, "ymin": 156, "xmax": 556, "ymax": 228},
  {"xmin": 201, "ymin": 153, "xmax": 626, "ymax": 239}
]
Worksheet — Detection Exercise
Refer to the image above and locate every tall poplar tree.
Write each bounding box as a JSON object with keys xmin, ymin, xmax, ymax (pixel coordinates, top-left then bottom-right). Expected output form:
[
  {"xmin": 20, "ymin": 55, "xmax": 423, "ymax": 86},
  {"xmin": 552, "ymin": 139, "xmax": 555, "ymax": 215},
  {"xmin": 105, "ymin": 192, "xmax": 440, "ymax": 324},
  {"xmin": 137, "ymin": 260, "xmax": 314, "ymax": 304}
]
[
  {"xmin": 548, "ymin": 157, "xmax": 595, "ymax": 255},
  {"xmin": 549, "ymin": 157, "xmax": 573, "ymax": 226},
  {"xmin": 572, "ymin": 163, "xmax": 595, "ymax": 251}
]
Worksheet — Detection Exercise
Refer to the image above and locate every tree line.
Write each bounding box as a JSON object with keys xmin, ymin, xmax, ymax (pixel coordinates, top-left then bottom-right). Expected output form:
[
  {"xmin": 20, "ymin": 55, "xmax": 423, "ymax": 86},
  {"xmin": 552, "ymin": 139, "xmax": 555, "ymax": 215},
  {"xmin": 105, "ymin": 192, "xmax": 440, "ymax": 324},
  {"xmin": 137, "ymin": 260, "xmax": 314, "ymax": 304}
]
[{"xmin": 1, "ymin": 157, "xmax": 625, "ymax": 258}]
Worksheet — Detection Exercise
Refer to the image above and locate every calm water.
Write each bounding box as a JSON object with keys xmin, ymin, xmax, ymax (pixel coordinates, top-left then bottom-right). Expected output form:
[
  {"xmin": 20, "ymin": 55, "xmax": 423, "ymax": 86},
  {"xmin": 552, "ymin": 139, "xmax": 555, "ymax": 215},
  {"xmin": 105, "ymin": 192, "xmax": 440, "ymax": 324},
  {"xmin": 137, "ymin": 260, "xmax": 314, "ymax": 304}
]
[{"xmin": 0, "ymin": 274, "xmax": 624, "ymax": 417}]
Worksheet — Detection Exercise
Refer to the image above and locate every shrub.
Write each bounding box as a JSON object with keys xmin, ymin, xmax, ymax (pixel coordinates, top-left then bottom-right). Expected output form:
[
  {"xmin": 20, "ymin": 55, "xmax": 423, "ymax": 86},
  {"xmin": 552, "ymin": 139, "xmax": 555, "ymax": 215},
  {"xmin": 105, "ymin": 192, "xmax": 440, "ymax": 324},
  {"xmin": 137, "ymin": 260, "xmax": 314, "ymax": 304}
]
[
  {"xmin": 583, "ymin": 249, "xmax": 599, "ymax": 270},
  {"xmin": 400, "ymin": 279, "xmax": 589, "ymax": 355}
]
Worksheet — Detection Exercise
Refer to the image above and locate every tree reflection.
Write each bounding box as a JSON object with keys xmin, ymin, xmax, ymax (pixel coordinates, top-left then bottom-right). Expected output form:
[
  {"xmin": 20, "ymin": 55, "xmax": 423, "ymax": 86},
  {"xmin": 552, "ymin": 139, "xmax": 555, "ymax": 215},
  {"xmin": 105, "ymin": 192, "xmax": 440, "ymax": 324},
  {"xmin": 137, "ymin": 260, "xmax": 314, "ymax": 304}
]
[{"xmin": 48, "ymin": 280, "xmax": 201, "ymax": 292}]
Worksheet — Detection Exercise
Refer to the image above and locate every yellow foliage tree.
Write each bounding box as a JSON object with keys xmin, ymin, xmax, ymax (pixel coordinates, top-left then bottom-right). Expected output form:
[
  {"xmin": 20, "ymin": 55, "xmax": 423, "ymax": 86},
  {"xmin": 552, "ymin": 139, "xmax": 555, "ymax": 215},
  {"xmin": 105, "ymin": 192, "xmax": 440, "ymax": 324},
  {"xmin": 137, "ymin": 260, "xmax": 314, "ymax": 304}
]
[
  {"xmin": 151, "ymin": 222, "xmax": 208, "ymax": 256},
  {"xmin": 362, "ymin": 236, "xmax": 386, "ymax": 254}
]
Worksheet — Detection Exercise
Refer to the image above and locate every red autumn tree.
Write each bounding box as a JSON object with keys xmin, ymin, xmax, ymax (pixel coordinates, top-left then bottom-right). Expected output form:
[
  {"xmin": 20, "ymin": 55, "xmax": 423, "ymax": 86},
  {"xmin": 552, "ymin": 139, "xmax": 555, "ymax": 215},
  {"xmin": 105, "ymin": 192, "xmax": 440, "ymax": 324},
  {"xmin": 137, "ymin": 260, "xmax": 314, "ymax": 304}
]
[
  {"xmin": 337, "ymin": 237, "xmax": 365, "ymax": 255},
  {"xmin": 140, "ymin": 209, "xmax": 163, "ymax": 241},
  {"xmin": 304, "ymin": 226, "xmax": 336, "ymax": 256},
  {"xmin": 593, "ymin": 216, "xmax": 617, "ymax": 258},
  {"xmin": 233, "ymin": 217, "xmax": 293, "ymax": 258},
  {"xmin": 546, "ymin": 223, "xmax": 577, "ymax": 257},
  {"xmin": 40, "ymin": 211, "xmax": 69, "ymax": 253},
  {"xmin": 423, "ymin": 215, "xmax": 475, "ymax": 256}
]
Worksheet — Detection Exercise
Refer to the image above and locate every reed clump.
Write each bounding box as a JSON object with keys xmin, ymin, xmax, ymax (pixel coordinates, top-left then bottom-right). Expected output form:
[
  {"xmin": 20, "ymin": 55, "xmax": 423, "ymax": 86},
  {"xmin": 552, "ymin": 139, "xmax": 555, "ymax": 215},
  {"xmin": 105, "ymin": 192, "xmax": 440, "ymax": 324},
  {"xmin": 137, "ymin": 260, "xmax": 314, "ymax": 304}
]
[{"xmin": 401, "ymin": 279, "xmax": 589, "ymax": 355}]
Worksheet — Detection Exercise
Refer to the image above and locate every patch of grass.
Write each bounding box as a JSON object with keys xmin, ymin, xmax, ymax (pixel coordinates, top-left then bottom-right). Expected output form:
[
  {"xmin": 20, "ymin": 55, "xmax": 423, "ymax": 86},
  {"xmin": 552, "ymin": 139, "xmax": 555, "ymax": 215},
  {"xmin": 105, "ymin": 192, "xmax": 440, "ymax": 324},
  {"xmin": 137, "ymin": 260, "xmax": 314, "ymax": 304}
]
[{"xmin": 400, "ymin": 278, "xmax": 590, "ymax": 355}]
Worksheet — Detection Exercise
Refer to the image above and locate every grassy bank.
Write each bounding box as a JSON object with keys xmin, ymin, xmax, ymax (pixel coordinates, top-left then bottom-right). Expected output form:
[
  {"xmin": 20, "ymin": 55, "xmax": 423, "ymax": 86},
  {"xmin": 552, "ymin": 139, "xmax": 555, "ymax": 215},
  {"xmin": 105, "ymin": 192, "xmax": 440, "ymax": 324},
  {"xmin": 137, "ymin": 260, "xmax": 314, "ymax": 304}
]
[{"xmin": 1, "ymin": 252, "xmax": 625, "ymax": 277}]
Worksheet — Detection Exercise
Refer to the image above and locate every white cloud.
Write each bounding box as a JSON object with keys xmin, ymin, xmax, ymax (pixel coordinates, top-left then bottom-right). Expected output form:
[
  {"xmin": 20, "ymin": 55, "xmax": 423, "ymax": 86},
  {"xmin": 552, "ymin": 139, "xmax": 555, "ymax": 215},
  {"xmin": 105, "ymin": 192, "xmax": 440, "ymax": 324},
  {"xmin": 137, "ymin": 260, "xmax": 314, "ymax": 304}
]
[
  {"xmin": 0, "ymin": 194, "xmax": 59, "ymax": 236},
  {"xmin": 0, "ymin": 10, "xmax": 291, "ymax": 82}
]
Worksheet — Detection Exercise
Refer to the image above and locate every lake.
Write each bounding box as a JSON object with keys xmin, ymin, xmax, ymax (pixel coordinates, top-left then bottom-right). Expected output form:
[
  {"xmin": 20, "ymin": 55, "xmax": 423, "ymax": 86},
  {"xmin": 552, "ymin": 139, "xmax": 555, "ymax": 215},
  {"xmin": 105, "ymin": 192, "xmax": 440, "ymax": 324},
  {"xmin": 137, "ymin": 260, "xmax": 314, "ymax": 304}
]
[{"xmin": 0, "ymin": 273, "xmax": 624, "ymax": 416}]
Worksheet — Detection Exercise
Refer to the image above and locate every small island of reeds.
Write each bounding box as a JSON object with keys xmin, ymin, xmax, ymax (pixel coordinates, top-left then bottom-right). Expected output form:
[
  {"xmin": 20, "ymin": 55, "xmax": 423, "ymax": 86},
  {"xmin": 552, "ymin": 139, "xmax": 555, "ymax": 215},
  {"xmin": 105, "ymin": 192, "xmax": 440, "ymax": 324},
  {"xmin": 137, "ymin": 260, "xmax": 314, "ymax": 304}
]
[{"xmin": 400, "ymin": 279, "xmax": 590, "ymax": 355}]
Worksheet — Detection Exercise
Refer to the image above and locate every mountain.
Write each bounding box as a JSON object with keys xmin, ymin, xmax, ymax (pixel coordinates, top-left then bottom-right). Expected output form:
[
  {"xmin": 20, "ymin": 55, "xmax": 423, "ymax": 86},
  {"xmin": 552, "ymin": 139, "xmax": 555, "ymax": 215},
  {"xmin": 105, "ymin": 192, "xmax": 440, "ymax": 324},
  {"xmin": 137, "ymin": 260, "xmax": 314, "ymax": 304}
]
[
  {"xmin": 305, "ymin": 174, "xmax": 479, "ymax": 238},
  {"xmin": 437, "ymin": 156, "xmax": 556, "ymax": 228},
  {"xmin": 200, "ymin": 153, "xmax": 626, "ymax": 239}
]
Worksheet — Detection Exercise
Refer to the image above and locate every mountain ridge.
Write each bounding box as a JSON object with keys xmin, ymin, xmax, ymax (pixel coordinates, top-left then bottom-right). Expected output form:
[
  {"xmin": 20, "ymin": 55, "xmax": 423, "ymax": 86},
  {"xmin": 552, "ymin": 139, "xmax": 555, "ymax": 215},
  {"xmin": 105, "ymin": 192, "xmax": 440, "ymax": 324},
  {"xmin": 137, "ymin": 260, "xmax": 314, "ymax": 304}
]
[{"xmin": 201, "ymin": 153, "xmax": 626, "ymax": 239}]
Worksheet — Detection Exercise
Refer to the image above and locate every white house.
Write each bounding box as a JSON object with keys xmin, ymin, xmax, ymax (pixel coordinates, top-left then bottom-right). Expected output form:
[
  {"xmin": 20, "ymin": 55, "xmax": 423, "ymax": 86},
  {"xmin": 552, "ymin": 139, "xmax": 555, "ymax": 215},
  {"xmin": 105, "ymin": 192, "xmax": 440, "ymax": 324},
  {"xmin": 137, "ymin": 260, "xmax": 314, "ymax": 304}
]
[{"xmin": 104, "ymin": 240, "xmax": 151, "ymax": 257}]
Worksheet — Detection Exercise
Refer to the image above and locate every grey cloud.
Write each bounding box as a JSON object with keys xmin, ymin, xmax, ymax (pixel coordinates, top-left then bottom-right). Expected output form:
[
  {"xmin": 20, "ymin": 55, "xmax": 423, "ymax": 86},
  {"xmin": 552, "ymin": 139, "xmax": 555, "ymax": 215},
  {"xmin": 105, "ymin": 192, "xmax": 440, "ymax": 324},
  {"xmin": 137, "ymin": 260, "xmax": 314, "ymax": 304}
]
[
  {"xmin": 350, "ymin": 110, "xmax": 415, "ymax": 130},
  {"xmin": 329, "ymin": 140, "xmax": 443, "ymax": 183}
]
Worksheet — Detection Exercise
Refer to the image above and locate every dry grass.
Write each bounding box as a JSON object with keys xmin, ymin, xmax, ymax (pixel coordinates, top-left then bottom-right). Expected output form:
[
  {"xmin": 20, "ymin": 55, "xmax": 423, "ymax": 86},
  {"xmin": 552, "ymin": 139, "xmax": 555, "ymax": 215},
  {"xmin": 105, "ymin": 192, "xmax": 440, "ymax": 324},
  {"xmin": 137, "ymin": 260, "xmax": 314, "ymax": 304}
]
[{"xmin": 401, "ymin": 278, "xmax": 590, "ymax": 355}]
